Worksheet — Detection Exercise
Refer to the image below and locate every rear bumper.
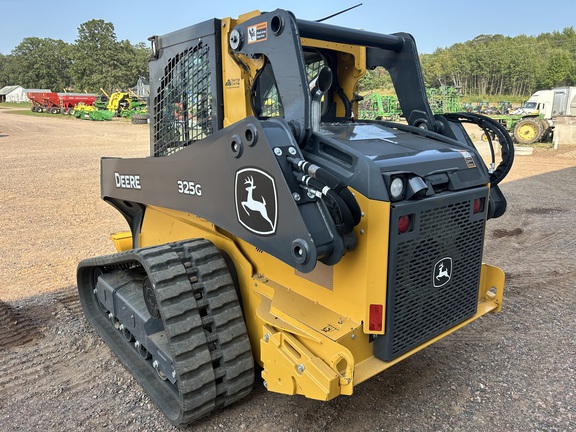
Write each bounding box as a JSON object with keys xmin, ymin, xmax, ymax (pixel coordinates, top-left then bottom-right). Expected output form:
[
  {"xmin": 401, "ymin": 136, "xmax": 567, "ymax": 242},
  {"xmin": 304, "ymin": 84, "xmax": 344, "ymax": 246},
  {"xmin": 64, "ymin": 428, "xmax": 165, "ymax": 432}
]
[
  {"xmin": 354, "ymin": 263, "xmax": 504, "ymax": 385},
  {"xmin": 257, "ymin": 263, "xmax": 504, "ymax": 399}
]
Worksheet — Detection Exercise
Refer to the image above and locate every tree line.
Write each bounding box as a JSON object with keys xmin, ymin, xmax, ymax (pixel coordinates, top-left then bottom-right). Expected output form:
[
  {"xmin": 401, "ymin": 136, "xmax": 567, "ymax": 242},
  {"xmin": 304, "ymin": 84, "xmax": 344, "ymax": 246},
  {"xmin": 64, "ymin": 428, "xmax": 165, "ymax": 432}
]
[
  {"xmin": 1, "ymin": 22, "xmax": 575, "ymax": 98},
  {"xmin": 363, "ymin": 27, "xmax": 576, "ymax": 98},
  {"xmin": 0, "ymin": 20, "xmax": 150, "ymax": 94},
  {"xmin": 421, "ymin": 27, "xmax": 576, "ymax": 96}
]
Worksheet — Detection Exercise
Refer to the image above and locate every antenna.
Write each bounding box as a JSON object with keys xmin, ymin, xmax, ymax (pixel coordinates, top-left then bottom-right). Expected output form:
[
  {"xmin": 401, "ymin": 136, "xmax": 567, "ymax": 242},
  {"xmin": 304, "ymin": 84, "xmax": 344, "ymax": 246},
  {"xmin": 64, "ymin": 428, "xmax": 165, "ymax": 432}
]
[{"xmin": 315, "ymin": 3, "xmax": 363, "ymax": 23}]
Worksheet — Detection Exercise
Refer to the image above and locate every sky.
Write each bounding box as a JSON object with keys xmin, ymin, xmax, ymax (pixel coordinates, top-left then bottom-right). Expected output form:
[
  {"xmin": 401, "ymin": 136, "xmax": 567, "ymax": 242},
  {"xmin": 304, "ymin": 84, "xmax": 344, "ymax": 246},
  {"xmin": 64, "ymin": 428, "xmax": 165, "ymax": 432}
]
[{"xmin": 1, "ymin": 0, "xmax": 575, "ymax": 55}]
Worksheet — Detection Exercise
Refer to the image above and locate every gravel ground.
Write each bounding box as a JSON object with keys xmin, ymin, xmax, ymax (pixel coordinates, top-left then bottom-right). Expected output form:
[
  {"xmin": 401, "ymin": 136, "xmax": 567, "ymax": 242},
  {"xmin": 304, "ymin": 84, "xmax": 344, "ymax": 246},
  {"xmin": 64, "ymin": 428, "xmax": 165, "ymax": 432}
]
[{"xmin": 0, "ymin": 108, "xmax": 575, "ymax": 431}]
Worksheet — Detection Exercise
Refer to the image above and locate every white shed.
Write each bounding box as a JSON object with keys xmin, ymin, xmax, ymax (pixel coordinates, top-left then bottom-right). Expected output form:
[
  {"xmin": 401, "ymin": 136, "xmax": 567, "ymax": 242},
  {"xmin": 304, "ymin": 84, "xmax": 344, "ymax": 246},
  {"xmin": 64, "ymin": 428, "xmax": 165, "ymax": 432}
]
[
  {"xmin": 0, "ymin": 86, "xmax": 20, "ymax": 102},
  {"xmin": 0, "ymin": 86, "xmax": 51, "ymax": 103}
]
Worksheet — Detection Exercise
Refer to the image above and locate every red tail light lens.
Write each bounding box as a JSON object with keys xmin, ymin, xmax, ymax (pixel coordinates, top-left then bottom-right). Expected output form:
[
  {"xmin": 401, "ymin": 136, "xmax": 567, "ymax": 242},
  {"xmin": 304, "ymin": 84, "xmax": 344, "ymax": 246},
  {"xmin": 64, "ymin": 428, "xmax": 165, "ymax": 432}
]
[
  {"xmin": 473, "ymin": 198, "xmax": 483, "ymax": 214},
  {"xmin": 398, "ymin": 215, "xmax": 411, "ymax": 234}
]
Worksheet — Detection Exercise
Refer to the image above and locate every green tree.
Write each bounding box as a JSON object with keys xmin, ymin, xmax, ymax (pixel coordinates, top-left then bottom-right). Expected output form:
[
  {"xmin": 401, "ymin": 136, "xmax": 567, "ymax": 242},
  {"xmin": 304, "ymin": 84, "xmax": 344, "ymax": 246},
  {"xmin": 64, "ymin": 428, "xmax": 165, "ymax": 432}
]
[
  {"xmin": 359, "ymin": 67, "xmax": 392, "ymax": 92},
  {"xmin": 71, "ymin": 20, "xmax": 150, "ymax": 93},
  {"xmin": 420, "ymin": 29, "xmax": 576, "ymax": 97},
  {"xmin": 542, "ymin": 50, "xmax": 575, "ymax": 87},
  {"xmin": 501, "ymin": 35, "xmax": 540, "ymax": 96},
  {"xmin": 71, "ymin": 19, "xmax": 125, "ymax": 92},
  {"xmin": 2, "ymin": 37, "xmax": 71, "ymax": 90},
  {"xmin": 421, "ymin": 47, "xmax": 462, "ymax": 90},
  {"xmin": 0, "ymin": 53, "xmax": 7, "ymax": 87},
  {"xmin": 118, "ymin": 40, "xmax": 150, "ymax": 86}
]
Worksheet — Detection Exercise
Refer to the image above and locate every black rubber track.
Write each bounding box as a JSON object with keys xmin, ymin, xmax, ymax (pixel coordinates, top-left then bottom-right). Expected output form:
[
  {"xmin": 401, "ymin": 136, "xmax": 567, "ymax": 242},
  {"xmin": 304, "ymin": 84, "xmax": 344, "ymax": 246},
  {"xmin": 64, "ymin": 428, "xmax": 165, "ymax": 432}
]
[{"xmin": 77, "ymin": 239, "xmax": 254, "ymax": 426}]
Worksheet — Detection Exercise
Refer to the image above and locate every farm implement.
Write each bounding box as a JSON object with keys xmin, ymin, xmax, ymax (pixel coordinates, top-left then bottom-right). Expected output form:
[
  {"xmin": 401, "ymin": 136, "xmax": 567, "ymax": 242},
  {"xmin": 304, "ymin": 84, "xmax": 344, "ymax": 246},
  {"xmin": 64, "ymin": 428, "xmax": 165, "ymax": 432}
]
[
  {"xmin": 72, "ymin": 104, "xmax": 115, "ymax": 121},
  {"xmin": 72, "ymin": 90, "xmax": 148, "ymax": 121},
  {"xmin": 359, "ymin": 87, "xmax": 462, "ymax": 121},
  {"xmin": 27, "ymin": 92, "xmax": 96, "ymax": 114}
]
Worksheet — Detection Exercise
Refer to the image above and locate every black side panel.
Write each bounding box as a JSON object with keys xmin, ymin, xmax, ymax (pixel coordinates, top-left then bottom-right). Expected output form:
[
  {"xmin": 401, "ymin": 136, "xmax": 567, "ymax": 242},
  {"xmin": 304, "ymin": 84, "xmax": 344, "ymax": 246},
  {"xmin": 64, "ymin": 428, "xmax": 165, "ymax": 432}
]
[
  {"xmin": 374, "ymin": 187, "xmax": 488, "ymax": 361},
  {"xmin": 103, "ymin": 197, "xmax": 145, "ymax": 248},
  {"xmin": 100, "ymin": 118, "xmax": 342, "ymax": 273}
]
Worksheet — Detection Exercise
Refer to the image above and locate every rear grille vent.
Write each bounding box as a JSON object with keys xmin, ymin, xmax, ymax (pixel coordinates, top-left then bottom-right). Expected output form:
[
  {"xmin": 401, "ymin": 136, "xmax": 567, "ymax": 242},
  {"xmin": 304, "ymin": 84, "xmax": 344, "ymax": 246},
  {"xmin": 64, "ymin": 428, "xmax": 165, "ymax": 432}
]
[{"xmin": 374, "ymin": 189, "xmax": 487, "ymax": 361}]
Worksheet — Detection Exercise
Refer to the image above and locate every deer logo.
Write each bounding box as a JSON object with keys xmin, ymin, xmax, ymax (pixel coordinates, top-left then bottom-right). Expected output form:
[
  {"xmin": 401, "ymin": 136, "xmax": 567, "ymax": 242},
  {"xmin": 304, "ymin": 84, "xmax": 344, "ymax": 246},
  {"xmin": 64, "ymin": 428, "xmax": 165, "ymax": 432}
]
[
  {"xmin": 436, "ymin": 263, "xmax": 450, "ymax": 280},
  {"xmin": 242, "ymin": 176, "xmax": 274, "ymax": 229},
  {"xmin": 433, "ymin": 257, "xmax": 453, "ymax": 288},
  {"xmin": 235, "ymin": 168, "xmax": 277, "ymax": 235}
]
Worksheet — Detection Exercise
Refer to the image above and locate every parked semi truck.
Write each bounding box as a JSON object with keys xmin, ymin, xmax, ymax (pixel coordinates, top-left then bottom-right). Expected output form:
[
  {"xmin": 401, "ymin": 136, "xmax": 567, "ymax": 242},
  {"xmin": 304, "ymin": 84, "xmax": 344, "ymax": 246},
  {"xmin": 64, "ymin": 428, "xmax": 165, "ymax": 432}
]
[{"xmin": 511, "ymin": 86, "xmax": 576, "ymax": 144}]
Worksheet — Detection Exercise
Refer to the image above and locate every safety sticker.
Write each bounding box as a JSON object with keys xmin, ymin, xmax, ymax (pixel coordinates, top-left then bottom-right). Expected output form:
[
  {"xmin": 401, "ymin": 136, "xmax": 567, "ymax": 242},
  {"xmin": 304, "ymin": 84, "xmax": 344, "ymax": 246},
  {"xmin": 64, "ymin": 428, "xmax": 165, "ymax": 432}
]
[
  {"xmin": 247, "ymin": 22, "xmax": 268, "ymax": 44},
  {"xmin": 459, "ymin": 150, "xmax": 477, "ymax": 168},
  {"xmin": 225, "ymin": 78, "xmax": 240, "ymax": 89}
]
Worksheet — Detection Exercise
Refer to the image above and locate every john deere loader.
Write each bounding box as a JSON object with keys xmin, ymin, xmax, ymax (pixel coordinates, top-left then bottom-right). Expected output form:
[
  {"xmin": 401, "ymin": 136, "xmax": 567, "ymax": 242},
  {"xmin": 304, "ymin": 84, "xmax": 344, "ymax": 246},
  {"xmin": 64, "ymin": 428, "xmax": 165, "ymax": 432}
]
[{"xmin": 77, "ymin": 9, "xmax": 514, "ymax": 426}]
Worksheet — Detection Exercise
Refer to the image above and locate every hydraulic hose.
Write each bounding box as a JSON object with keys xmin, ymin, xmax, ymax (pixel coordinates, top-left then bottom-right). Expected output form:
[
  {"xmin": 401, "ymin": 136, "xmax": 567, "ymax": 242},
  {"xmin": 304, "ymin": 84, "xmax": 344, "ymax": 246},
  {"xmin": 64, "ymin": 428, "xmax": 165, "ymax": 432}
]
[
  {"xmin": 294, "ymin": 173, "xmax": 355, "ymax": 235},
  {"xmin": 444, "ymin": 112, "xmax": 514, "ymax": 186},
  {"xmin": 288, "ymin": 157, "xmax": 362, "ymax": 225}
]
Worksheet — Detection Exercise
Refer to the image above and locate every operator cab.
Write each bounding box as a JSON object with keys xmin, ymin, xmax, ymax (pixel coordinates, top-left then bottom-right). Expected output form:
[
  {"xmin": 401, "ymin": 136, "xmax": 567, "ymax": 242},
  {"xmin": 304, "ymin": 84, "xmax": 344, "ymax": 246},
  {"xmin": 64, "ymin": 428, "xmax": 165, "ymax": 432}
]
[{"xmin": 253, "ymin": 48, "xmax": 354, "ymax": 123}]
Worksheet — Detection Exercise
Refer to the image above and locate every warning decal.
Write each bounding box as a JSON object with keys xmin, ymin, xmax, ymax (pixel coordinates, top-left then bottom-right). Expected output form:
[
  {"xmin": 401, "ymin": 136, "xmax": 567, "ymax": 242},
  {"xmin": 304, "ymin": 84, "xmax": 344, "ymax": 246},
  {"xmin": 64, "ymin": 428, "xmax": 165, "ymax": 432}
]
[
  {"xmin": 459, "ymin": 150, "xmax": 477, "ymax": 168},
  {"xmin": 247, "ymin": 22, "xmax": 268, "ymax": 44}
]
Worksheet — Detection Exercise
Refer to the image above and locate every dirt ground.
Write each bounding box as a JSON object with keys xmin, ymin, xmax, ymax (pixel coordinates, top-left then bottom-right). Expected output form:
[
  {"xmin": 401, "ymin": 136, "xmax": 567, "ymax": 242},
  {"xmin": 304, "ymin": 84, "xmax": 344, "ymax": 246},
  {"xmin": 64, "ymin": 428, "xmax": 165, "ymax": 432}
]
[{"xmin": 0, "ymin": 108, "xmax": 575, "ymax": 431}]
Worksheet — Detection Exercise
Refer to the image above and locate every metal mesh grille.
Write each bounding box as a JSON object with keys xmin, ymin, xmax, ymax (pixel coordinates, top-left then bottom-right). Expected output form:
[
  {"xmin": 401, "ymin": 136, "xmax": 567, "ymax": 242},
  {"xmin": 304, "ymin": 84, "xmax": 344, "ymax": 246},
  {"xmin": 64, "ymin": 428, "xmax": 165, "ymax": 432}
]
[
  {"xmin": 153, "ymin": 43, "xmax": 212, "ymax": 157},
  {"xmin": 375, "ymin": 194, "xmax": 486, "ymax": 361}
]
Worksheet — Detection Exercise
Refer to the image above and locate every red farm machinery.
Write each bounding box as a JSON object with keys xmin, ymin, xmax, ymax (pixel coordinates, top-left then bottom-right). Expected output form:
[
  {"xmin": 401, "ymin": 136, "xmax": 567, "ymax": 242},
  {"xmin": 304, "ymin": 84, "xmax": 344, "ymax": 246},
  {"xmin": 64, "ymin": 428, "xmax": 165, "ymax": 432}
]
[{"xmin": 27, "ymin": 92, "xmax": 97, "ymax": 114}]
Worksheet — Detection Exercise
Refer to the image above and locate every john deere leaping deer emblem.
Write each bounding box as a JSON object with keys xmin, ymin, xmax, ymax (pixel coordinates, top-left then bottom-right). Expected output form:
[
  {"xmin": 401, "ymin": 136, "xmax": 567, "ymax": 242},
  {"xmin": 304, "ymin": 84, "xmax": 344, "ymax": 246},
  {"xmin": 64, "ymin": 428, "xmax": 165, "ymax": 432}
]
[
  {"xmin": 235, "ymin": 168, "xmax": 277, "ymax": 235},
  {"xmin": 242, "ymin": 175, "xmax": 274, "ymax": 229},
  {"xmin": 436, "ymin": 263, "xmax": 450, "ymax": 281},
  {"xmin": 433, "ymin": 257, "xmax": 453, "ymax": 288}
]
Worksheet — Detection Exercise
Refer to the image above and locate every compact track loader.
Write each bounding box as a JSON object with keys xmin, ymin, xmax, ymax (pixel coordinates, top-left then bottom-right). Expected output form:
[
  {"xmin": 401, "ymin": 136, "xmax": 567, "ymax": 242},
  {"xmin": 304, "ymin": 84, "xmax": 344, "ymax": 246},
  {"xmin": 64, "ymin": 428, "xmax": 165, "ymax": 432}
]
[{"xmin": 77, "ymin": 9, "xmax": 514, "ymax": 426}]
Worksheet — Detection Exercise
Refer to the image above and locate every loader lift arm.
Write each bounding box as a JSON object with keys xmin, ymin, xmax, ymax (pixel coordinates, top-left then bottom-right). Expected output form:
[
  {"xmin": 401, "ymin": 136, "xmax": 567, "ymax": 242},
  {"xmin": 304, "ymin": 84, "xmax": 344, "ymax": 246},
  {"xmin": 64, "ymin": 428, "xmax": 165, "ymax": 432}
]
[{"xmin": 228, "ymin": 10, "xmax": 437, "ymax": 142}]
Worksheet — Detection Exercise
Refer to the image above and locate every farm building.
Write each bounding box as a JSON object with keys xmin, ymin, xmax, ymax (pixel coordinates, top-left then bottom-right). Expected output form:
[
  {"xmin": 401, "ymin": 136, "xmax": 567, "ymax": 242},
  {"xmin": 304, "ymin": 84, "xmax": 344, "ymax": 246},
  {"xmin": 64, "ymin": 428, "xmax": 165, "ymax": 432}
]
[
  {"xmin": 0, "ymin": 86, "xmax": 51, "ymax": 103},
  {"xmin": 131, "ymin": 76, "xmax": 149, "ymax": 99}
]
